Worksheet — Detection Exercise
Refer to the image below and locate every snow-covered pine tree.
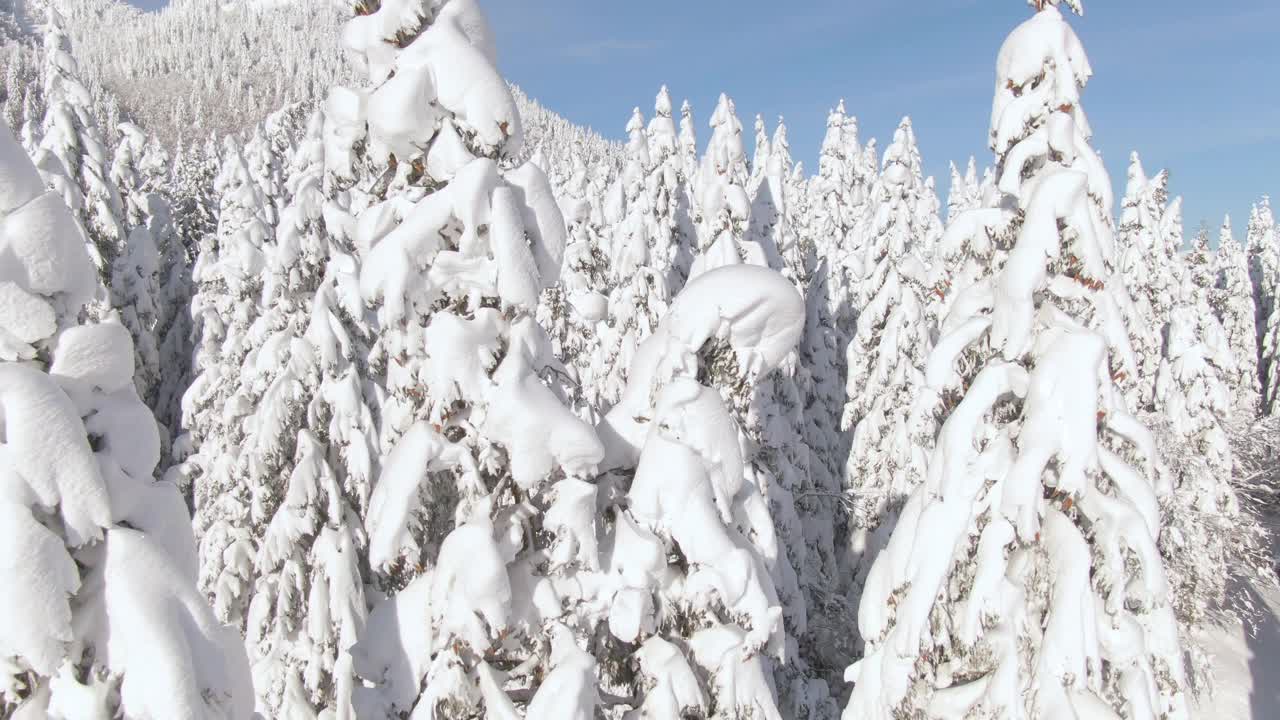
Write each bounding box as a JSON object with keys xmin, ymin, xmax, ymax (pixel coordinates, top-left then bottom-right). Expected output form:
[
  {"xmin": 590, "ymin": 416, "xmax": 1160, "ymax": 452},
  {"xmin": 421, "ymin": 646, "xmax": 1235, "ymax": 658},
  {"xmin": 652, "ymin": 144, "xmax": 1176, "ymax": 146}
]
[
  {"xmin": 689, "ymin": 93, "xmax": 758, "ymax": 277},
  {"xmin": 646, "ymin": 85, "xmax": 693, "ymax": 297},
  {"xmin": 156, "ymin": 131, "xmax": 216, "ymax": 430},
  {"xmin": 171, "ymin": 135, "xmax": 221, "ymax": 258},
  {"xmin": 1187, "ymin": 221, "xmax": 1216, "ymax": 293},
  {"xmin": 945, "ymin": 156, "xmax": 982, "ymax": 223},
  {"xmin": 678, "ymin": 98, "xmax": 698, "ymax": 188},
  {"xmin": 773, "ymin": 121, "xmax": 813, "ymax": 284},
  {"xmin": 182, "ymin": 135, "xmax": 273, "ymax": 617},
  {"xmin": 1247, "ymin": 196, "xmax": 1280, "ymax": 413},
  {"xmin": 845, "ymin": 3, "xmax": 1190, "ymax": 716},
  {"xmin": 597, "ymin": 264, "xmax": 835, "ymax": 719},
  {"xmin": 1213, "ymin": 215, "xmax": 1262, "ymax": 418},
  {"xmin": 150, "ymin": 191, "xmax": 198, "ymax": 447},
  {"xmin": 107, "ymin": 122, "xmax": 163, "ymax": 408},
  {"xmin": 653, "ymin": 97, "xmax": 836, "ymax": 715},
  {"xmin": 609, "ymin": 106, "xmax": 655, "ymax": 286},
  {"xmin": 110, "ymin": 123, "xmax": 149, "ymax": 231},
  {"xmin": 851, "ymin": 117, "xmax": 939, "ymax": 310},
  {"xmin": 212, "ymin": 110, "xmax": 379, "ymax": 717},
  {"xmin": 0, "ymin": 122, "xmax": 253, "ymax": 720},
  {"xmin": 749, "ymin": 113, "xmax": 770, "ymax": 197},
  {"xmin": 916, "ymin": 175, "xmax": 943, "ymax": 262},
  {"xmin": 110, "ymin": 223, "xmax": 162, "ymax": 408},
  {"xmin": 32, "ymin": 8, "xmax": 124, "ymax": 291},
  {"xmin": 745, "ymin": 115, "xmax": 791, "ymax": 282},
  {"xmin": 138, "ymin": 134, "xmax": 171, "ymax": 195},
  {"xmin": 839, "ymin": 116, "xmax": 938, "ymax": 600},
  {"xmin": 331, "ymin": 1, "xmax": 612, "ymax": 715},
  {"xmin": 593, "ymin": 87, "xmax": 698, "ymax": 412},
  {"xmin": 788, "ymin": 141, "xmax": 849, "ymax": 672},
  {"xmin": 808, "ymin": 100, "xmax": 865, "ymax": 340},
  {"xmin": 1115, "ymin": 152, "xmax": 1171, "ymax": 410},
  {"xmin": 244, "ymin": 121, "xmax": 287, "ymax": 229},
  {"xmin": 1151, "ymin": 230, "xmax": 1270, "ymax": 692},
  {"xmin": 591, "ymin": 105, "xmax": 667, "ymax": 410},
  {"xmin": 0, "ymin": 45, "xmax": 42, "ymax": 142},
  {"xmin": 536, "ymin": 150, "xmax": 611, "ymax": 417}
]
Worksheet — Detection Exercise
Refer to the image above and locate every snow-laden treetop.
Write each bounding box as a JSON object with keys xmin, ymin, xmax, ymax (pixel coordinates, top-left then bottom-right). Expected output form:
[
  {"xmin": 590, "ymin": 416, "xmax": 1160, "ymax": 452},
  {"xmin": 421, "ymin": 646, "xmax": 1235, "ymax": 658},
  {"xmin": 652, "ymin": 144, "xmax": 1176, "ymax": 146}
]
[{"xmin": 1028, "ymin": 0, "xmax": 1083, "ymax": 15}]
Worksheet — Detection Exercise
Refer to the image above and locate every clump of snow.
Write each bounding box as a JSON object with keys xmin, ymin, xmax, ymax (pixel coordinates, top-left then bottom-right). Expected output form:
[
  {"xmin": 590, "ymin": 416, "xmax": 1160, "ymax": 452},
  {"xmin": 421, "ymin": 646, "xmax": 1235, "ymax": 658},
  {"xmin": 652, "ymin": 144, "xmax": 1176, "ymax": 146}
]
[
  {"xmin": 599, "ymin": 264, "xmax": 804, "ymax": 466},
  {"xmin": 49, "ymin": 322, "xmax": 135, "ymax": 392},
  {"xmin": 0, "ymin": 281, "xmax": 56, "ymax": 359}
]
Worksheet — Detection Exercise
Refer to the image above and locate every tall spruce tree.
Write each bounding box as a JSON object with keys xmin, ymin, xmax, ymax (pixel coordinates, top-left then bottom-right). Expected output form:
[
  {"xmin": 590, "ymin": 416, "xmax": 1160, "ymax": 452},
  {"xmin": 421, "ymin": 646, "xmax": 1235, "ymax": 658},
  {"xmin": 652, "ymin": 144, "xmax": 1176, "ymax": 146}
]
[
  {"xmin": 1247, "ymin": 197, "xmax": 1280, "ymax": 413},
  {"xmin": 331, "ymin": 1, "xmax": 610, "ymax": 715},
  {"xmin": 1213, "ymin": 216, "xmax": 1262, "ymax": 418},
  {"xmin": 839, "ymin": 117, "xmax": 939, "ymax": 602},
  {"xmin": 845, "ymin": 3, "xmax": 1190, "ymax": 716}
]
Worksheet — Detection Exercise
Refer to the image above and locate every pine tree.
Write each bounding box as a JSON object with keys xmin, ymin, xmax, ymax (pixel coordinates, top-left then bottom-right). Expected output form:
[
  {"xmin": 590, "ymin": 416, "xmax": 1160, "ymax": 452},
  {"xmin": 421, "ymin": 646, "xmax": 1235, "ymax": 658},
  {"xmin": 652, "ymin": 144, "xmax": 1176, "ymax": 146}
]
[
  {"xmin": 839, "ymin": 117, "xmax": 939, "ymax": 600},
  {"xmin": 773, "ymin": 121, "xmax": 812, "ymax": 284},
  {"xmin": 244, "ymin": 121, "xmax": 286, "ymax": 228},
  {"xmin": 220, "ymin": 111, "xmax": 379, "ymax": 717},
  {"xmin": 1213, "ymin": 215, "xmax": 1262, "ymax": 418},
  {"xmin": 690, "ymin": 104, "xmax": 837, "ymax": 716},
  {"xmin": 809, "ymin": 100, "xmax": 865, "ymax": 340},
  {"xmin": 1187, "ymin": 222, "xmax": 1216, "ymax": 293},
  {"xmin": 151, "ymin": 164, "xmax": 198, "ymax": 449},
  {"xmin": 592, "ymin": 106, "xmax": 666, "ymax": 410},
  {"xmin": 945, "ymin": 156, "xmax": 982, "ymax": 223},
  {"xmin": 678, "ymin": 98, "xmax": 698, "ymax": 188},
  {"xmin": 646, "ymin": 85, "xmax": 694, "ymax": 297},
  {"xmin": 745, "ymin": 115, "xmax": 790, "ymax": 281},
  {"xmin": 535, "ymin": 151, "xmax": 610, "ymax": 417},
  {"xmin": 1247, "ymin": 196, "xmax": 1280, "ymax": 413},
  {"xmin": 749, "ymin": 113, "xmax": 770, "ymax": 196},
  {"xmin": 1115, "ymin": 152, "xmax": 1171, "ymax": 410},
  {"xmin": 182, "ymin": 135, "xmax": 274, "ymax": 625},
  {"xmin": 0, "ymin": 122, "xmax": 252, "ymax": 719},
  {"xmin": 1152, "ymin": 240, "xmax": 1269, "ymax": 692},
  {"xmin": 597, "ymin": 264, "xmax": 832, "ymax": 719},
  {"xmin": 846, "ymin": 3, "xmax": 1189, "ymax": 716},
  {"xmin": 32, "ymin": 8, "xmax": 124, "ymax": 293},
  {"xmin": 107, "ymin": 122, "xmax": 163, "ymax": 409},
  {"xmin": 333, "ymin": 1, "xmax": 609, "ymax": 714},
  {"xmin": 110, "ymin": 123, "xmax": 149, "ymax": 230},
  {"xmin": 689, "ymin": 93, "xmax": 755, "ymax": 277},
  {"xmin": 172, "ymin": 135, "xmax": 221, "ymax": 258}
]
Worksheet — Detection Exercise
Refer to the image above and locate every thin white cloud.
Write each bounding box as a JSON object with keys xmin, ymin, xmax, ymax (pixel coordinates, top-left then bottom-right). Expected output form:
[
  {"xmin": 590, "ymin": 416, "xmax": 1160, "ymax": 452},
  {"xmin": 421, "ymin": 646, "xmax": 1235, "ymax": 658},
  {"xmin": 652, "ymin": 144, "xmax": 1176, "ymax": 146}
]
[{"xmin": 560, "ymin": 38, "xmax": 656, "ymax": 61}]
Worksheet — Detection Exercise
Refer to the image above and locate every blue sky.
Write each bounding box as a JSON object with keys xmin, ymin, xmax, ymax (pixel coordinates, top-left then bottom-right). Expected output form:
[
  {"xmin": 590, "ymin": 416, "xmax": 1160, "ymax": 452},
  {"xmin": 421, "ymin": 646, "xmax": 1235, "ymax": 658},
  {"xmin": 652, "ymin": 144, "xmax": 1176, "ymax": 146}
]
[
  {"xmin": 127, "ymin": 0, "xmax": 1278, "ymax": 236},
  {"xmin": 480, "ymin": 0, "xmax": 1278, "ymax": 237}
]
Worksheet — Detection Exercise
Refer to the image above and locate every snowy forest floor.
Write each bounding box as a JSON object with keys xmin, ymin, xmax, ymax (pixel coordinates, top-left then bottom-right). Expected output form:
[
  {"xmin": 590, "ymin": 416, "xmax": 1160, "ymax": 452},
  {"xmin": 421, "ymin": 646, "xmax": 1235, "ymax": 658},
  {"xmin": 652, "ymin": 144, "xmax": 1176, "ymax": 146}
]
[{"xmin": 1194, "ymin": 516, "xmax": 1280, "ymax": 719}]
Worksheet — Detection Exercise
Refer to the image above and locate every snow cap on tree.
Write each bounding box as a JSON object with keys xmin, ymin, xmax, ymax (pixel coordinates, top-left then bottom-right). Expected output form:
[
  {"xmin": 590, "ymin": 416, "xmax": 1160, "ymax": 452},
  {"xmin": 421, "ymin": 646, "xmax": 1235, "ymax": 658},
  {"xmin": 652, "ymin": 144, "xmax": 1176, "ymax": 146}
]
[
  {"xmin": 648, "ymin": 84, "xmax": 677, "ymax": 157},
  {"xmin": 678, "ymin": 98, "xmax": 698, "ymax": 177}
]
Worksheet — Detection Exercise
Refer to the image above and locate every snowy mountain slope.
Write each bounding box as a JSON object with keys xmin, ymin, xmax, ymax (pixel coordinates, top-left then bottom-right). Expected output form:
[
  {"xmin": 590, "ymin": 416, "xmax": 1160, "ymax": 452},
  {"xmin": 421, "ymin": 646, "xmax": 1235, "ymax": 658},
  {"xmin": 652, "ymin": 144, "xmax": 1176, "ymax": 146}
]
[
  {"xmin": 2, "ymin": 0, "xmax": 621, "ymax": 166},
  {"xmin": 55, "ymin": 0, "xmax": 349, "ymax": 143}
]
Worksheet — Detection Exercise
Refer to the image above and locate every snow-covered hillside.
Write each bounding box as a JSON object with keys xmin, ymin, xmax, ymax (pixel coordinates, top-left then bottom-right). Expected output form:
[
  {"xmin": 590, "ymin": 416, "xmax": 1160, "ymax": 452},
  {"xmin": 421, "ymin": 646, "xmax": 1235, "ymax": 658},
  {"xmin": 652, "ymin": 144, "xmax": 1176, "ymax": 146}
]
[{"xmin": 0, "ymin": 0, "xmax": 1277, "ymax": 717}]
